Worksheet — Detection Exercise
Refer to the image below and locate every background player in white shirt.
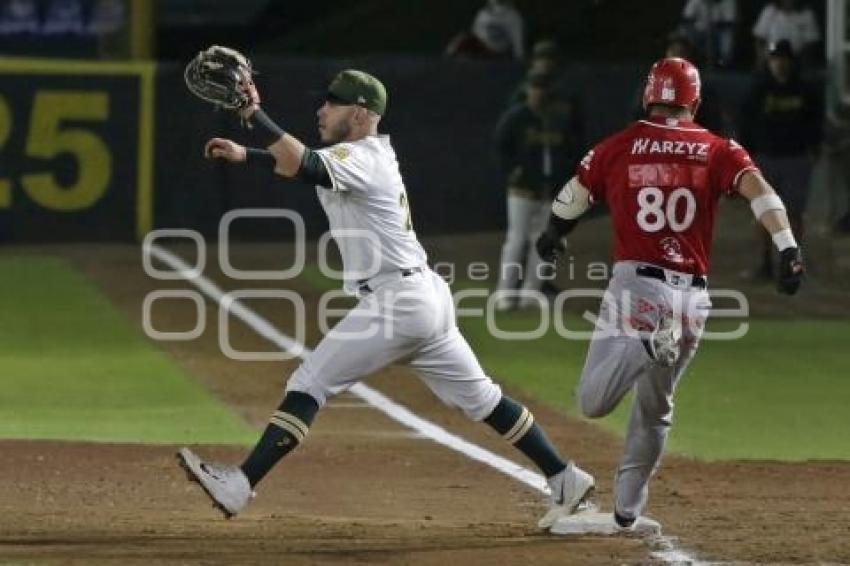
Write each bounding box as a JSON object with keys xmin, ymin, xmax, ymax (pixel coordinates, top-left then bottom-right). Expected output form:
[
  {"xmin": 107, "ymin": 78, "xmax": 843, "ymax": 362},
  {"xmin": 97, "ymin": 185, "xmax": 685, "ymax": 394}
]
[
  {"xmin": 752, "ymin": 0, "xmax": 820, "ymax": 65},
  {"xmin": 178, "ymin": 69, "xmax": 593, "ymax": 530}
]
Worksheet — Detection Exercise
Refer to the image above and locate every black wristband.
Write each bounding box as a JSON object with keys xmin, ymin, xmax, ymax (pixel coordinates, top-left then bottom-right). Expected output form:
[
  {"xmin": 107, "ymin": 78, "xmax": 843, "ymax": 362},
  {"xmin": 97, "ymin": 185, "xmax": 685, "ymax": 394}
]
[
  {"xmin": 245, "ymin": 147, "xmax": 275, "ymax": 167},
  {"xmin": 249, "ymin": 108, "xmax": 285, "ymax": 148}
]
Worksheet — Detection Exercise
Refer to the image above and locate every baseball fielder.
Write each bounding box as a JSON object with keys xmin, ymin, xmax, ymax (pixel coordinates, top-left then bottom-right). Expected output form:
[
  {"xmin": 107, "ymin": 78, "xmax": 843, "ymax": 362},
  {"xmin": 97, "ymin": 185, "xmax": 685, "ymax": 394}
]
[
  {"xmin": 536, "ymin": 57, "xmax": 804, "ymax": 533},
  {"xmin": 178, "ymin": 58, "xmax": 594, "ymax": 528}
]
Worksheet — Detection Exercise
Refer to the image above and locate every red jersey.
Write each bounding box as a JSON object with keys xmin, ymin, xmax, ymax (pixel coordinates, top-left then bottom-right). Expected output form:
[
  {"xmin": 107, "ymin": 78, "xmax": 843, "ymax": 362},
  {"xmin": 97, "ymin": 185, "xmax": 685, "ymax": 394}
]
[{"xmin": 577, "ymin": 116, "xmax": 758, "ymax": 275}]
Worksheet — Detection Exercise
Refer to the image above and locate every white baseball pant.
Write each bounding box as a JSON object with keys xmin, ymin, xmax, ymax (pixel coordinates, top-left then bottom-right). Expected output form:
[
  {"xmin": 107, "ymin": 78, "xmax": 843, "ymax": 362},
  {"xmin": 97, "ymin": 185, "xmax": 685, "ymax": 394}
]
[
  {"xmin": 497, "ymin": 194, "xmax": 553, "ymax": 299},
  {"xmin": 577, "ymin": 261, "xmax": 711, "ymax": 520},
  {"xmin": 286, "ymin": 269, "xmax": 503, "ymax": 421}
]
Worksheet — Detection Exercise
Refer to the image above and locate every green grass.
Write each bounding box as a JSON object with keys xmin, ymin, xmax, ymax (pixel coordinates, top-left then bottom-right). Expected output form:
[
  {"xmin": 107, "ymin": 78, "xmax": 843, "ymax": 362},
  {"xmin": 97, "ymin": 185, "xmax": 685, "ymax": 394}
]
[
  {"xmin": 668, "ymin": 320, "xmax": 850, "ymax": 460},
  {"xmin": 0, "ymin": 256, "xmax": 255, "ymax": 445},
  {"xmin": 298, "ymin": 264, "xmax": 850, "ymax": 461},
  {"xmin": 459, "ymin": 309, "xmax": 850, "ymax": 461}
]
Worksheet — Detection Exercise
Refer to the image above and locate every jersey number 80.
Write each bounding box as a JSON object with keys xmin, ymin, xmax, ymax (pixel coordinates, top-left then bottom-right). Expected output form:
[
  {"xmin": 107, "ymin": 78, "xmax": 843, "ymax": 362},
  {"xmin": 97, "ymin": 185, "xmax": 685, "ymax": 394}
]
[{"xmin": 636, "ymin": 186, "xmax": 696, "ymax": 233}]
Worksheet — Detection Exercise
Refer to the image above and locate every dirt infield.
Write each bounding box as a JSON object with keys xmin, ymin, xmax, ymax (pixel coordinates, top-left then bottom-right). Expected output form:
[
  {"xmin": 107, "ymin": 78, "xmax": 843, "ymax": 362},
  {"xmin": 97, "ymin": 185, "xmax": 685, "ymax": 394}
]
[{"xmin": 1, "ymin": 241, "xmax": 848, "ymax": 564}]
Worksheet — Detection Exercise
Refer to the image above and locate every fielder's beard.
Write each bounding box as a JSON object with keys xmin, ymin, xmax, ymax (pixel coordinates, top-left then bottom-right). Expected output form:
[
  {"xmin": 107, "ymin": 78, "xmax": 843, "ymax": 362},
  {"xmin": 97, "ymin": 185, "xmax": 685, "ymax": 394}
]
[{"xmin": 322, "ymin": 120, "xmax": 352, "ymax": 145}]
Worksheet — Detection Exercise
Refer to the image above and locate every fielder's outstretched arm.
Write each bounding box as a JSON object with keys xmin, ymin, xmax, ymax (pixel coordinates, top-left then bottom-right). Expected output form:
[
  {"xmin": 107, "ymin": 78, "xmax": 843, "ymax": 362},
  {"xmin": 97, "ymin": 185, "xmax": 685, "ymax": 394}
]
[
  {"xmin": 209, "ymin": 78, "xmax": 332, "ymax": 187},
  {"xmin": 204, "ymin": 127, "xmax": 331, "ymax": 188},
  {"xmin": 240, "ymin": 106, "xmax": 331, "ymax": 186}
]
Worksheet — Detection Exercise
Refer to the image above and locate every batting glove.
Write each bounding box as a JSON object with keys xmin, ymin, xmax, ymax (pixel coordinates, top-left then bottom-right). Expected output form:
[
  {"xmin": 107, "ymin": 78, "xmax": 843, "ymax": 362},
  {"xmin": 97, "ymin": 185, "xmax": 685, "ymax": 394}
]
[
  {"xmin": 536, "ymin": 227, "xmax": 567, "ymax": 264},
  {"xmin": 777, "ymin": 246, "xmax": 804, "ymax": 295}
]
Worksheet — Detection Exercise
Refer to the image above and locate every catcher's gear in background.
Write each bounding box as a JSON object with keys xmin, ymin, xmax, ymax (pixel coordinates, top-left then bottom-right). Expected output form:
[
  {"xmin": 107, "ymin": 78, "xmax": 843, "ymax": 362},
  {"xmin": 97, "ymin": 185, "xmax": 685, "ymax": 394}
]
[
  {"xmin": 185, "ymin": 45, "xmax": 255, "ymax": 110},
  {"xmin": 777, "ymin": 247, "xmax": 804, "ymax": 295}
]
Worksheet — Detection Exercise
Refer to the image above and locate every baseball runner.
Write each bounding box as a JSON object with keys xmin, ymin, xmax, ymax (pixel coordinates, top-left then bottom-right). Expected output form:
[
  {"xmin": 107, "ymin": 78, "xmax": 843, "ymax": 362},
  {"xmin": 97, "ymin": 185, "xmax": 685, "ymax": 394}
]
[
  {"xmin": 535, "ymin": 57, "xmax": 804, "ymax": 534},
  {"xmin": 178, "ymin": 48, "xmax": 594, "ymax": 528}
]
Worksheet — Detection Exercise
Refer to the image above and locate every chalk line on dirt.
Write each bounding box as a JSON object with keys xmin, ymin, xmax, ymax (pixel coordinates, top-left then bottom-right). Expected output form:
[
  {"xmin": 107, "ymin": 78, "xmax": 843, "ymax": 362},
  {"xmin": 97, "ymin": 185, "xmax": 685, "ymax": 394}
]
[{"xmin": 147, "ymin": 242, "xmax": 705, "ymax": 565}]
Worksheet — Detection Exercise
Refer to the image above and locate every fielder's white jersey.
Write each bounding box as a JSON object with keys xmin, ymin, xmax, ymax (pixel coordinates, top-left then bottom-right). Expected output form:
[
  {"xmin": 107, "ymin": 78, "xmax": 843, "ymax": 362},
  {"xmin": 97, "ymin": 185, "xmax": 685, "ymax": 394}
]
[{"xmin": 315, "ymin": 135, "xmax": 428, "ymax": 293}]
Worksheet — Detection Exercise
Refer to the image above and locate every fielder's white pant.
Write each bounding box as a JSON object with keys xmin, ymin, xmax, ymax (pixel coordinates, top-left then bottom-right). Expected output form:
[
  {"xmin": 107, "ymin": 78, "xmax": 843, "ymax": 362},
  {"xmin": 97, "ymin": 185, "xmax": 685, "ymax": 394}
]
[
  {"xmin": 286, "ymin": 269, "xmax": 502, "ymax": 421},
  {"xmin": 497, "ymin": 194, "xmax": 553, "ymax": 297},
  {"xmin": 577, "ymin": 261, "xmax": 710, "ymax": 520}
]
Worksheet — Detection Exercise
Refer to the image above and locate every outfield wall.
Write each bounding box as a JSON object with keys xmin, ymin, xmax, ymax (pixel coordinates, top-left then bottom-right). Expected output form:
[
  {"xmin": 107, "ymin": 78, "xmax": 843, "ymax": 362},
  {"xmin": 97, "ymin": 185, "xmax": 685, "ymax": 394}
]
[
  {"xmin": 0, "ymin": 58, "xmax": 154, "ymax": 241},
  {"xmin": 0, "ymin": 56, "xmax": 811, "ymax": 242}
]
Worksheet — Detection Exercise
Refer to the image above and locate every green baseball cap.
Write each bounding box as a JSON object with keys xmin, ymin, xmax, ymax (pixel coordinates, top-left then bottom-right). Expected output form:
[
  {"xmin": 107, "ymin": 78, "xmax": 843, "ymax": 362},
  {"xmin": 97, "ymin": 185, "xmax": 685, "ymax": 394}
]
[{"xmin": 326, "ymin": 69, "xmax": 387, "ymax": 116}]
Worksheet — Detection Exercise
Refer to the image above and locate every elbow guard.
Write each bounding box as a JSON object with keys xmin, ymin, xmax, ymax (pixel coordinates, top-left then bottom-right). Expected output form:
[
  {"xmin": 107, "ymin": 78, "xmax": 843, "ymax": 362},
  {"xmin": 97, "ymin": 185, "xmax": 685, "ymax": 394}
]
[
  {"xmin": 749, "ymin": 193, "xmax": 786, "ymax": 220},
  {"xmin": 552, "ymin": 177, "xmax": 591, "ymax": 220},
  {"xmin": 750, "ymin": 193, "xmax": 797, "ymax": 251}
]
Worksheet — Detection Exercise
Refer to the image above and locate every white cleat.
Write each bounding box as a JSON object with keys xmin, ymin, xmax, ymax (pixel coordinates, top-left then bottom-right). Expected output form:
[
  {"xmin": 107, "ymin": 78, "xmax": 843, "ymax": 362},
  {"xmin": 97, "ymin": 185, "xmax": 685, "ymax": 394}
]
[
  {"xmin": 537, "ymin": 462, "xmax": 596, "ymax": 529},
  {"xmin": 550, "ymin": 510, "xmax": 662, "ymax": 537},
  {"xmin": 646, "ymin": 314, "xmax": 682, "ymax": 366},
  {"xmin": 177, "ymin": 447, "xmax": 254, "ymax": 518}
]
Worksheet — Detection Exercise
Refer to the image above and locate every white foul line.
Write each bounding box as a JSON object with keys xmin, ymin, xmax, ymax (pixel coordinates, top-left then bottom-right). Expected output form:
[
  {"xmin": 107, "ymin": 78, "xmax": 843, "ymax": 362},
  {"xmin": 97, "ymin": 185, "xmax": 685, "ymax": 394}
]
[
  {"xmin": 147, "ymin": 243, "xmax": 545, "ymax": 492},
  {"xmin": 147, "ymin": 243, "xmax": 702, "ymax": 564}
]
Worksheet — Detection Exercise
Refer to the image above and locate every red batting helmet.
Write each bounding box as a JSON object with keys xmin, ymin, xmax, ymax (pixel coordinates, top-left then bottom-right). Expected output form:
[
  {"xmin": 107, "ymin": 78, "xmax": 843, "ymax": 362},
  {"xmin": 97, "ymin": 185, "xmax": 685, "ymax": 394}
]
[{"xmin": 642, "ymin": 57, "xmax": 701, "ymax": 113}]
